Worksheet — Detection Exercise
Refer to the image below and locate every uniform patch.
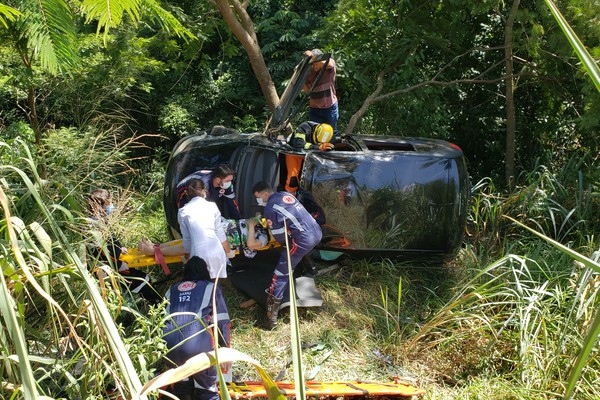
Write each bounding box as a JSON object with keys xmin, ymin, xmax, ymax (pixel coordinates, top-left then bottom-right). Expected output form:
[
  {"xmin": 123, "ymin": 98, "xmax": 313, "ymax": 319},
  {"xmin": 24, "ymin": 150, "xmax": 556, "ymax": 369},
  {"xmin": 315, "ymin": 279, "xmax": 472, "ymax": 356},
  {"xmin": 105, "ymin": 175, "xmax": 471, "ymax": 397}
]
[
  {"xmin": 282, "ymin": 195, "xmax": 295, "ymax": 204},
  {"xmin": 178, "ymin": 281, "xmax": 196, "ymax": 291}
]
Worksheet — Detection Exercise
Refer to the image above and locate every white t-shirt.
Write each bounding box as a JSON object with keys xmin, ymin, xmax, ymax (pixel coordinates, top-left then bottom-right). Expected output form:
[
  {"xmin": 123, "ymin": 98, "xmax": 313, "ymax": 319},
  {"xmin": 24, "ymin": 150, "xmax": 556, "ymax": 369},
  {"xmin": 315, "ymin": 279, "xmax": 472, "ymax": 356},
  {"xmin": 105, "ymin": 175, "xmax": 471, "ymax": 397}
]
[{"xmin": 177, "ymin": 196, "xmax": 228, "ymax": 279}]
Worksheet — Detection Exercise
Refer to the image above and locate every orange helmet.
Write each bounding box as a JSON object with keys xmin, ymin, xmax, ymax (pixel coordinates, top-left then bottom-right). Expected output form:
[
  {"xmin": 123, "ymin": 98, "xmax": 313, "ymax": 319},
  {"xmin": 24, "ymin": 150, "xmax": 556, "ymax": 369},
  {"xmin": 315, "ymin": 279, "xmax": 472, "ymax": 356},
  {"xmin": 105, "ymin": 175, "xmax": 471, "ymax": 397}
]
[{"xmin": 313, "ymin": 123, "xmax": 333, "ymax": 144}]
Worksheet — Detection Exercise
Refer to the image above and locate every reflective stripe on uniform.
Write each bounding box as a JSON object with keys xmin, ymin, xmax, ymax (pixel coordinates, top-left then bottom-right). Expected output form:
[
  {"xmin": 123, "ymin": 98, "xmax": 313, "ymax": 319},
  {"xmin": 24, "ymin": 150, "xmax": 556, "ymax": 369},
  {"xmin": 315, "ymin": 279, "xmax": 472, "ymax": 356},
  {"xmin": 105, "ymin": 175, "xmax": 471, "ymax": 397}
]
[
  {"xmin": 198, "ymin": 282, "xmax": 214, "ymax": 312},
  {"xmin": 271, "ymin": 226, "xmax": 286, "ymax": 235},
  {"xmin": 272, "ymin": 204, "xmax": 305, "ymax": 232}
]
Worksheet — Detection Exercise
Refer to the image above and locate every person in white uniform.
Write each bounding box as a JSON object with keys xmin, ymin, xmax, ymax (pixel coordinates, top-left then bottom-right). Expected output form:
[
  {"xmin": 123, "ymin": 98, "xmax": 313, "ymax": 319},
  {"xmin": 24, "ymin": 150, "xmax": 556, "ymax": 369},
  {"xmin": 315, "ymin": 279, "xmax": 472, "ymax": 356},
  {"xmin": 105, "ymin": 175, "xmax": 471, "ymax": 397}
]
[{"xmin": 177, "ymin": 178, "xmax": 234, "ymax": 279}]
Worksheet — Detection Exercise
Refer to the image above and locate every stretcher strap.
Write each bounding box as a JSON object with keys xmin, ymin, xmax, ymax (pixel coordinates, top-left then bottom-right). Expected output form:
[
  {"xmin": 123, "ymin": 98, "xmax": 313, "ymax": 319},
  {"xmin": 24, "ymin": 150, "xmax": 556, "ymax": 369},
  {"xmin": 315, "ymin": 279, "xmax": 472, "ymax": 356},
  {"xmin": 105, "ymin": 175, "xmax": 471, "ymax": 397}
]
[{"xmin": 154, "ymin": 245, "xmax": 171, "ymax": 275}]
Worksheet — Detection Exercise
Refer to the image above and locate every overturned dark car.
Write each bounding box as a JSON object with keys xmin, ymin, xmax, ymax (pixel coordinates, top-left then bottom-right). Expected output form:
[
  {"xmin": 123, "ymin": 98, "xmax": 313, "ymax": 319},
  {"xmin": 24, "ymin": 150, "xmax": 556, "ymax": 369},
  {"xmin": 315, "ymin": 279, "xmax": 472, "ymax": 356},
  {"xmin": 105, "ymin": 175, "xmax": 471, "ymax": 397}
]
[{"xmin": 163, "ymin": 54, "xmax": 470, "ymax": 261}]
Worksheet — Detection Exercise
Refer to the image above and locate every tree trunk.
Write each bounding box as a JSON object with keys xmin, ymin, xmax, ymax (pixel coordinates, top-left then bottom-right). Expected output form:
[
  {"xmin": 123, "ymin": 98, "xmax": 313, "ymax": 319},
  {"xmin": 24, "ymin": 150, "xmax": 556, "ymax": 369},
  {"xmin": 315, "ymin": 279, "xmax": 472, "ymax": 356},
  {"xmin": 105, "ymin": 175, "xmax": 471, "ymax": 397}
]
[
  {"xmin": 504, "ymin": 0, "xmax": 520, "ymax": 191},
  {"xmin": 213, "ymin": 0, "xmax": 279, "ymax": 111},
  {"xmin": 28, "ymin": 84, "xmax": 46, "ymax": 179}
]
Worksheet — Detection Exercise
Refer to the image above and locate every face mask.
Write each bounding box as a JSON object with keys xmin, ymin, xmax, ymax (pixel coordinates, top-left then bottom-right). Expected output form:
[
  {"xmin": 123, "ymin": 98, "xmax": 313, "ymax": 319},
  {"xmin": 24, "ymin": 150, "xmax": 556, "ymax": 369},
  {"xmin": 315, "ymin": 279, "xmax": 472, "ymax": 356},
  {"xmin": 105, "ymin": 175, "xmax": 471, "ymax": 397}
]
[
  {"xmin": 256, "ymin": 197, "xmax": 266, "ymax": 207},
  {"xmin": 105, "ymin": 204, "xmax": 115, "ymax": 215},
  {"xmin": 221, "ymin": 181, "xmax": 232, "ymax": 189}
]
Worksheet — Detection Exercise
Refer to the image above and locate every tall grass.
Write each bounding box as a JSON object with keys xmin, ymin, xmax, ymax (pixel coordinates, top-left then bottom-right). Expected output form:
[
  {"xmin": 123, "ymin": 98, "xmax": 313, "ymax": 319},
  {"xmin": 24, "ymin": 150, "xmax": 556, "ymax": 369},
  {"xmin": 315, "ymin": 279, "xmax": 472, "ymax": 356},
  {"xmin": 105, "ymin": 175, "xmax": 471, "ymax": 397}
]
[
  {"xmin": 0, "ymin": 134, "xmax": 292, "ymax": 399},
  {"xmin": 403, "ymin": 151, "xmax": 600, "ymax": 398},
  {"xmin": 0, "ymin": 136, "xmax": 168, "ymax": 399},
  {"xmin": 1, "ymin": 131, "xmax": 314, "ymax": 400}
]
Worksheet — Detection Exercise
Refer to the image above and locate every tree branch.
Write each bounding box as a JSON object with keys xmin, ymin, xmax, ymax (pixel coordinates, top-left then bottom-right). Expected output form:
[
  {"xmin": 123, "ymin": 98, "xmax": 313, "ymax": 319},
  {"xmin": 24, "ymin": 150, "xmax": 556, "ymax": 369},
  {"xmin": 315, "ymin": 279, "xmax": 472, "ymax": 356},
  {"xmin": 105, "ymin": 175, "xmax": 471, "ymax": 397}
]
[{"xmin": 344, "ymin": 45, "xmax": 521, "ymax": 136}]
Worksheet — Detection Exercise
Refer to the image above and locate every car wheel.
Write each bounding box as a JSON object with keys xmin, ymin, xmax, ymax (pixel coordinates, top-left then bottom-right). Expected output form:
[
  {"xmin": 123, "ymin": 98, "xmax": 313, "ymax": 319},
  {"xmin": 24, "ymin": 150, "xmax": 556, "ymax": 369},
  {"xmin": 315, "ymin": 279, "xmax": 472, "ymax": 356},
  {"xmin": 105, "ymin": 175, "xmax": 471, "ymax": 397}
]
[{"xmin": 210, "ymin": 125, "xmax": 238, "ymax": 136}]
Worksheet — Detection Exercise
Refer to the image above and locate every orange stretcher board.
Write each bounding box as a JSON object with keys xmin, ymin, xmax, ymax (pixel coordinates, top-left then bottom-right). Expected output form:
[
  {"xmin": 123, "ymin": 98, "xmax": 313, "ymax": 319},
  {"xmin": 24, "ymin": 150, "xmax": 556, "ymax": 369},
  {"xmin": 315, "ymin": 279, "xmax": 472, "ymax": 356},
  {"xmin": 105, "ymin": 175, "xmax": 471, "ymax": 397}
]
[{"xmin": 226, "ymin": 380, "xmax": 425, "ymax": 398}]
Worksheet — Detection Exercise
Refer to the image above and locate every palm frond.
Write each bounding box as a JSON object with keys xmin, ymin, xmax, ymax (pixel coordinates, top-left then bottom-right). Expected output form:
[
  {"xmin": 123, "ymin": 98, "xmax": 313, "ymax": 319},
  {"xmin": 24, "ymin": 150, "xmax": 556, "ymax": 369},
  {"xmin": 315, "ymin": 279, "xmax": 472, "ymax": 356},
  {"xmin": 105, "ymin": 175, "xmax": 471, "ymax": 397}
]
[
  {"xmin": 80, "ymin": 0, "xmax": 141, "ymax": 36},
  {"xmin": 0, "ymin": 3, "xmax": 21, "ymax": 28},
  {"xmin": 141, "ymin": 0, "xmax": 196, "ymax": 41},
  {"xmin": 19, "ymin": 0, "xmax": 79, "ymax": 73}
]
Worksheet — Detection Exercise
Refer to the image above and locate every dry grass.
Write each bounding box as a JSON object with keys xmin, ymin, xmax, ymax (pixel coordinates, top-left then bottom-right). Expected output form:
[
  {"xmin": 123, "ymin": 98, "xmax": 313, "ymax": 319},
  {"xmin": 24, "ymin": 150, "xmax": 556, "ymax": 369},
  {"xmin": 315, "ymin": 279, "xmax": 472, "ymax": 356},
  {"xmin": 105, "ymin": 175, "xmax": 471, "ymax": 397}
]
[{"xmin": 208, "ymin": 256, "xmax": 463, "ymax": 389}]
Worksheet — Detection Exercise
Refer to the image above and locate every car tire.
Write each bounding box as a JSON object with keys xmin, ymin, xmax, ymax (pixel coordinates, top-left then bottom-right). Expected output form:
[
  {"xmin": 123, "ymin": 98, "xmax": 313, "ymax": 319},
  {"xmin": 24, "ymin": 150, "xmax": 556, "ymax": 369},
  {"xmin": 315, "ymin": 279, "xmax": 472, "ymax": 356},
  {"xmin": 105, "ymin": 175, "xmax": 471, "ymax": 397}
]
[{"xmin": 210, "ymin": 125, "xmax": 238, "ymax": 136}]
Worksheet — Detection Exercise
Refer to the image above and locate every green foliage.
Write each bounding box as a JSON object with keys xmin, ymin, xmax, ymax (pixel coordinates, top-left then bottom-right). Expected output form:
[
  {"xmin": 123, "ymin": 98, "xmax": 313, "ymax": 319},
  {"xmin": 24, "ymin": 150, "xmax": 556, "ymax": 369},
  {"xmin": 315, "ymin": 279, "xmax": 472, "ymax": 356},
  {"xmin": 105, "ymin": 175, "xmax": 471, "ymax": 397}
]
[
  {"xmin": 321, "ymin": 0, "xmax": 599, "ymax": 184},
  {"xmin": 0, "ymin": 3, "xmax": 20, "ymax": 28},
  {"xmin": 407, "ymin": 151, "xmax": 598, "ymax": 397},
  {"xmin": 0, "ymin": 165, "xmax": 149, "ymax": 398},
  {"xmin": 1, "ymin": 0, "xmax": 599, "ymax": 190},
  {"xmin": 0, "ymin": 0, "xmax": 193, "ymax": 74},
  {"xmin": 159, "ymin": 102, "xmax": 198, "ymax": 137},
  {"xmin": 0, "ymin": 122, "xmax": 35, "ymax": 165},
  {"xmin": 9, "ymin": 0, "xmax": 79, "ymax": 74}
]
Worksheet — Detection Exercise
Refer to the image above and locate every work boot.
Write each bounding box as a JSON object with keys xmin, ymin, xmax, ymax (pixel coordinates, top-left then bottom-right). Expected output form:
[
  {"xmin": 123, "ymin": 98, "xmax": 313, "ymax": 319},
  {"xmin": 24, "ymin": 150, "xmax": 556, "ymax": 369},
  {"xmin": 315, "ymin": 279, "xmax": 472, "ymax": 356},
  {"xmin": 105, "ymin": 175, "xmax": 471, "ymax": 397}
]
[{"xmin": 264, "ymin": 289, "xmax": 282, "ymax": 330}]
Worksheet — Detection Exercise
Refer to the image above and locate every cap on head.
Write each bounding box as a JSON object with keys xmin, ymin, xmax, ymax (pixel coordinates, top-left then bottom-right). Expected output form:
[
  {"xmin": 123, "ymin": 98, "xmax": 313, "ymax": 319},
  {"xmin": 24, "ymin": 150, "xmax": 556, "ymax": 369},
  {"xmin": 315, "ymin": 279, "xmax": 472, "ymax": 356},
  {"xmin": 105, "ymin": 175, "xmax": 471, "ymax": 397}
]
[{"xmin": 313, "ymin": 123, "xmax": 333, "ymax": 144}]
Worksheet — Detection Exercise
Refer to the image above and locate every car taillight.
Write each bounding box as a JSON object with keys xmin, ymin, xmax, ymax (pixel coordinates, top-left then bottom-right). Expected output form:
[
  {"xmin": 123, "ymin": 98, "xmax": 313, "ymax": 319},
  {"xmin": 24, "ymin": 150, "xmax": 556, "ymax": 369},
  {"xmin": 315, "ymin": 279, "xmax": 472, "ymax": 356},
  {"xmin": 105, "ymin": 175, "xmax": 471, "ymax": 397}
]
[{"xmin": 449, "ymin": 143, "xmax": 463, "ymax": 152}]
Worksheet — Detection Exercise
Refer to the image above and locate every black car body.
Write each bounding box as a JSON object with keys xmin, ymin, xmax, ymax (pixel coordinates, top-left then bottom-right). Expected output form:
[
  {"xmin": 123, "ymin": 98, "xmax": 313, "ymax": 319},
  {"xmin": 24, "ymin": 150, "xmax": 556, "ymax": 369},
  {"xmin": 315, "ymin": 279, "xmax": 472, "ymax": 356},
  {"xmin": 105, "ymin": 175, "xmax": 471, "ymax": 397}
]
[{"xmin": 164, "ymin": 55, "xmax": 470, "ymax": 260}]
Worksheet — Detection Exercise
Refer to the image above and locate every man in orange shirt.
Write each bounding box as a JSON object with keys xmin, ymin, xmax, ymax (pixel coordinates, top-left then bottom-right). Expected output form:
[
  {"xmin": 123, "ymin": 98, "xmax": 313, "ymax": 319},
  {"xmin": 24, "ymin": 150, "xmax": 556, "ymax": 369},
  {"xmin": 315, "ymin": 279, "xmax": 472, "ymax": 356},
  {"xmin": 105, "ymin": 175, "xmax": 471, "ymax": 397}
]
[{"xmin": 303, "ymin": 49, "xmax": 339, "ymax": 138}]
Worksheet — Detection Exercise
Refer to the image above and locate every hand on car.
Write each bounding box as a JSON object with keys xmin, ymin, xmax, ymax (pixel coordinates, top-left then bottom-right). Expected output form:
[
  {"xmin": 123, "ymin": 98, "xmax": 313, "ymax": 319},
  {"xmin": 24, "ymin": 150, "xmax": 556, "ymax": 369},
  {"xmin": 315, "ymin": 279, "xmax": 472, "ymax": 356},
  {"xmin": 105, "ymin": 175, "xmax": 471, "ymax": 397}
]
[{"xmin": 319, "ymin": 142, "xmax": 334, "ymax": 151}]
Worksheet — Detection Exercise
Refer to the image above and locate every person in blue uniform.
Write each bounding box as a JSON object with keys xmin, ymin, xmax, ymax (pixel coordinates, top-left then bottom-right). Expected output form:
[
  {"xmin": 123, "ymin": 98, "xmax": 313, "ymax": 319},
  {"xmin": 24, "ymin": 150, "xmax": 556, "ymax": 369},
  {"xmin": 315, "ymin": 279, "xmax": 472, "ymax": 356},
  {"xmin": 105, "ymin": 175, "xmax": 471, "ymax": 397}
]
[
  {"xmin": 252, "ymin": 181, "xmax": 323, "ymax": 329},
  {"xmin": 176, "ymin": 164, "xmax": 242, "ymax": 219},
  {"xmin": 163, "ymin": 256, "xmax": 231, "ymax": 400}
]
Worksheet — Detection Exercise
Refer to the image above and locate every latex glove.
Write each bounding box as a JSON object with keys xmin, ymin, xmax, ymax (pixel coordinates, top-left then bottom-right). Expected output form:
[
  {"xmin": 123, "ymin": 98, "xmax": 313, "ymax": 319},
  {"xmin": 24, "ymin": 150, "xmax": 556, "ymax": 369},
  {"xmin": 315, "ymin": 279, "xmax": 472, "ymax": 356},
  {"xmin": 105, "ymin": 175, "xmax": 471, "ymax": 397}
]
[
  {"xmin": 226, "ymin": 250, "xmax": 236, "ymax": 259},
  {"xmin": 319, "ymin": 142, "xmax": 334, "ymax": 151},
  {"xmin": 221, "ymin": 361, "xmax": 232, "ymax": 374}
]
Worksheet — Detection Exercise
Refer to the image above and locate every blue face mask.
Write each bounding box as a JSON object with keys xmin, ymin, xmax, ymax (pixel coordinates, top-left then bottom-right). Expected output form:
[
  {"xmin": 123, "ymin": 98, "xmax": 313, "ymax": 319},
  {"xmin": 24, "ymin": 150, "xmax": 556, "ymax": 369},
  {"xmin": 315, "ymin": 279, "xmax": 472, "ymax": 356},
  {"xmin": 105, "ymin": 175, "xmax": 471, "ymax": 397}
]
[{"xmin": 105, "ymin": 204, "xmax": 115, "ymax": 215}]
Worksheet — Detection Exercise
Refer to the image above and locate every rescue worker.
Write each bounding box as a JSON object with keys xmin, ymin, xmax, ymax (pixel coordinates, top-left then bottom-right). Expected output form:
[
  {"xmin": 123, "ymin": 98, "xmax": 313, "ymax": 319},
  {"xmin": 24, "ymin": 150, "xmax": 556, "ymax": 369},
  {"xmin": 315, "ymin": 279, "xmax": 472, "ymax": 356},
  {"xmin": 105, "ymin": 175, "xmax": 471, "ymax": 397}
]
[
  {"xmin": 178, "ymin": 179, "xmax": 234, "ymax": 280},
  {"xmin": 176, "ymin": 164, "xmax": 242, "ymax": 219},
  {"xmin": 252, "ymin": 181, "xmax": 323, "ymax": 329},
  {"xmin": 138, "ymin": 216, "xmax": 270, "ymax": 259},
  {"xmin": 303, "ymin": 49, "xmax": 339, "ymax": 137},
  {"xmin": 288, "ymin": 121, "xmax": 335, "ymax": 151},
  {"xmin": 163, "ymin": 256, "xmax": 231, "ymax": 400},
  {"xmin": 284, "ymin": 121, "xmax": 334, "ymax": 194},
  {"xmin": 87, "ymin": 189, "xmax": 162, "ymax": 305}
]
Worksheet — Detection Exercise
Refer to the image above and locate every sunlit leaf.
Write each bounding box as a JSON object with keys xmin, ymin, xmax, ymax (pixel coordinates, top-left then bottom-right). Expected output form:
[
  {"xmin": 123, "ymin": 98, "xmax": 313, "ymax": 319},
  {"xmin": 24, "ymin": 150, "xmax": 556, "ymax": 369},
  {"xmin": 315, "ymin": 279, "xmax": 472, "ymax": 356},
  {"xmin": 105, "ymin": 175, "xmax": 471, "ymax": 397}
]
[
  {"xmin": 545, "ymin": 0, "xmax": 600, "ymax": 93},
  {"xmin": 29, "ymin": 221, "xmax": 52, "ymax": 259},
  {"xmin": 140, "ymin": 347, "xmax": 285, "ymax": 400},
  {"xmin": 283, "ymin": 219, "xmax": 305, "ymax": 400}
]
